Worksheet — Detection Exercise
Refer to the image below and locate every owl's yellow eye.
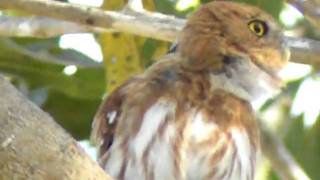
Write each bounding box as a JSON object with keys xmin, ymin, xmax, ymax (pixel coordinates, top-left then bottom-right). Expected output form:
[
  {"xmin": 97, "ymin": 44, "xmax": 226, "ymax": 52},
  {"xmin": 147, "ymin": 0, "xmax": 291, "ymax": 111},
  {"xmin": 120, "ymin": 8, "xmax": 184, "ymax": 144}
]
[{"xmin": 248, "ymin": 20, "xmax": 268, "ymax": 37}]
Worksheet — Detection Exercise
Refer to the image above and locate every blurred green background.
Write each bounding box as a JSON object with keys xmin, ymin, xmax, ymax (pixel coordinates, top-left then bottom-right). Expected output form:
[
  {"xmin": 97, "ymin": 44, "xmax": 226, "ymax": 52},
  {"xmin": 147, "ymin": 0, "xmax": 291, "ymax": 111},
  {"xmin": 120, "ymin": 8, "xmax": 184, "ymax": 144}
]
[{"xmin": 0, "ymin": 0, "xmax": 319, "ymax": 179}]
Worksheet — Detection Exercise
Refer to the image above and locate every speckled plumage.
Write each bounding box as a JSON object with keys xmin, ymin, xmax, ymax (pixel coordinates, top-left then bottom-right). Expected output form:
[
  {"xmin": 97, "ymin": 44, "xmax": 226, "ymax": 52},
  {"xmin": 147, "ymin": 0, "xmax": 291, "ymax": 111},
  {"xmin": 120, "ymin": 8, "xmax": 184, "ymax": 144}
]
[{"xmin": 91, "ymin": 1, "xmax": 289, "ymax": 180}]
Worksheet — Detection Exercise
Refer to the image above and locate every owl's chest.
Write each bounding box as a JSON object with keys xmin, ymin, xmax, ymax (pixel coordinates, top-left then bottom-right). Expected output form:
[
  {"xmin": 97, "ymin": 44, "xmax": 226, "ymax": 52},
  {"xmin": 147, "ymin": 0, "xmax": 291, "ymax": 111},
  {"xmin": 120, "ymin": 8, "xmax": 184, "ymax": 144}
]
[
  {"xmin": 183, "ymin": 111, "xmax": 257, "ymax": 180},
  {"xmin": 105, "ymin": 98, "xmax": 258, "ymax": 180}
]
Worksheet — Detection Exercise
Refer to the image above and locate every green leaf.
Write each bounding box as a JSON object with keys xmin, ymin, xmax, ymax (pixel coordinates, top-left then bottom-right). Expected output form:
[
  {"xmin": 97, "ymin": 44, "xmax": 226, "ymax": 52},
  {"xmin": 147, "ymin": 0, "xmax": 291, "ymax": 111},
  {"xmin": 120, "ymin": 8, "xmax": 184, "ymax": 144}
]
[
  {"xmin": 233, "ymin": 0, "xmax": 284, "ymax": 19},
  {"xmin": 43, "ymin": 90, "xmax": 100, "ymax": 139},
  {"xmin": 0, "ymin": 38, "xmax": 105, "ymax": 99},
  {"xmin": 284, "ymin": 114, "xmax": 320, "ymax": 179}
]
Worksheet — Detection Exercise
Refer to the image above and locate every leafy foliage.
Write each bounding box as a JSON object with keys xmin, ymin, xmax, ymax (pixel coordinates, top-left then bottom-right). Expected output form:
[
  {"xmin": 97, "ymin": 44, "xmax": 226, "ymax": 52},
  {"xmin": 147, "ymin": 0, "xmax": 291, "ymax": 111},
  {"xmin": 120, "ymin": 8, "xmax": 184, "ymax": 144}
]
[
  {"xmin": 285, "ymin": 115, "xmax": 320, "ymax": 179},
  {"xmin": 0, "ymin": 37, "xmax": 105, "ymax": 139}
]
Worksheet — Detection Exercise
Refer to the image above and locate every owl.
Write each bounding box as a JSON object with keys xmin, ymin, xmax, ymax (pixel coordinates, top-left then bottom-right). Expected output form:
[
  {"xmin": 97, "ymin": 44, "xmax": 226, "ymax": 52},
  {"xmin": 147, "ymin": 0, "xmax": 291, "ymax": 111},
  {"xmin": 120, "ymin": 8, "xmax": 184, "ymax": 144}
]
[{"xmin": 91, "ymin": 1, "xmax": 289, "ymax": 180}]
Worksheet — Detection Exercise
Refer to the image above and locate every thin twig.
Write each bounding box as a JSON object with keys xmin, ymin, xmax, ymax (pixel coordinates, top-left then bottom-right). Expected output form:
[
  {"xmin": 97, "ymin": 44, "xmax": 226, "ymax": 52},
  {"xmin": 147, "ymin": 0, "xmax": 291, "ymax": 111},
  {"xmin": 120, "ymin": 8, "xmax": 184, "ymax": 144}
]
[
  {"xmin": 0, "ymin": 15, "xmax": 106, "ymax": 38},
  {"xmin": 0, "ymin": 0, "xmax": 320, "ymax": 67},
  {"xmin": 287, "ymin": 0, "xmax": 320, "ymax": 29},
  {"xmin": 1, "ymin": 38, "xmax": 101, "ymax": 67},
  {"xmin": 259, "ymin": 123, "xmax": 311, "ymax": 180}
]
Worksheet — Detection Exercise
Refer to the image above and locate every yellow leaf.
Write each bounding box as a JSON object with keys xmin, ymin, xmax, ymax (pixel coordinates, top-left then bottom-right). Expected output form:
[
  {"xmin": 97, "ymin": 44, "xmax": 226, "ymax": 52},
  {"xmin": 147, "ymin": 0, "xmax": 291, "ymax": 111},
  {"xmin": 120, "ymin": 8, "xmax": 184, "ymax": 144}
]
[{"xmin": 99, "ymin": 0, "xmax": 168, "ymax": 92}]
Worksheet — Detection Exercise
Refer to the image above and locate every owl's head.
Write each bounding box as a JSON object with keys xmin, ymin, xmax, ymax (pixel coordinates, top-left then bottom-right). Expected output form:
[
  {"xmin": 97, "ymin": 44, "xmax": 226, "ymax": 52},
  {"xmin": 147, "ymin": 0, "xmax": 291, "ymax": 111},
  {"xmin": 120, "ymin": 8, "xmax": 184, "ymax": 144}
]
[{"xmin": 177, "ymin": 1, "xmax": 290, "ymax": 101}]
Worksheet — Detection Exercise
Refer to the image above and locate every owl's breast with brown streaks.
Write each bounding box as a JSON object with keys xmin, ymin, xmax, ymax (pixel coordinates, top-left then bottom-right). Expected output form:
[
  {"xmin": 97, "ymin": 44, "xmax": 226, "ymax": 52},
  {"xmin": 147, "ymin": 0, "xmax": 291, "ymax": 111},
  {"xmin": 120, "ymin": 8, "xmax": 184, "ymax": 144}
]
[{"xmin": 171, "ymin": 82, "xmax": 259, "ymax": 180}]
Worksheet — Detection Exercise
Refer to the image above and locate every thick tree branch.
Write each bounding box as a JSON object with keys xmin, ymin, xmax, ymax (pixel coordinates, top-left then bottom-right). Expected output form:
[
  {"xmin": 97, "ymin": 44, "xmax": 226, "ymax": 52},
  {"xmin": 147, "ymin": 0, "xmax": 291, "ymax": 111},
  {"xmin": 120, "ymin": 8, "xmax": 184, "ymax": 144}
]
[
  {"xmin": 285, "ymin": 36, "xmax": 320, "ymax": 68},
  {"xmin": 0, "ymin": 75, "xmax": 111, "ymax": 179},
  {"xmin": 0, "ymin": 0, "xmax": 184, "ymax": 42},
  {"xmin": 0, "ymin": 0, "xmax": 319, "ymax": 67}
]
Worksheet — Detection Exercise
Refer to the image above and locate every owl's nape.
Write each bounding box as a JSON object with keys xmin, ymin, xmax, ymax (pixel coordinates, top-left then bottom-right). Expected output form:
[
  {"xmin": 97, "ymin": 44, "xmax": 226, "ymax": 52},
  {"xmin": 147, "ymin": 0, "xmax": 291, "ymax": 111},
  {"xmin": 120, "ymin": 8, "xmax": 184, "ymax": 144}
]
[{"xmin": 92, "ymin": 1, "xmax": 289, "ymax": 180}]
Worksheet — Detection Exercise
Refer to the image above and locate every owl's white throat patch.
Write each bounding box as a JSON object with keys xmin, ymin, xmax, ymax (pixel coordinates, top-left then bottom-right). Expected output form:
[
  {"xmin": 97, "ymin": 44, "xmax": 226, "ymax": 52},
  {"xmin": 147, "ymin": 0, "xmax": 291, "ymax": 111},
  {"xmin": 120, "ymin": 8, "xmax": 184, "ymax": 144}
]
[{"xmin": 209, "ymin": 58, "xmax": 282, "ymax": 105}]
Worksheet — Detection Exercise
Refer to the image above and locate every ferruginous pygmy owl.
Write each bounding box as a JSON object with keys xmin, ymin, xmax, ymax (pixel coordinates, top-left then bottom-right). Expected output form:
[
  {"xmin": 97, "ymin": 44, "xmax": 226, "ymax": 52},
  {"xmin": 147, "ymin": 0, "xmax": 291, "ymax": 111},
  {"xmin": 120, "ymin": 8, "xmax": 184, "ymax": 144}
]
[{"xmin": 91, "ymin": 1, "xmax": 290, "ymax": 180}]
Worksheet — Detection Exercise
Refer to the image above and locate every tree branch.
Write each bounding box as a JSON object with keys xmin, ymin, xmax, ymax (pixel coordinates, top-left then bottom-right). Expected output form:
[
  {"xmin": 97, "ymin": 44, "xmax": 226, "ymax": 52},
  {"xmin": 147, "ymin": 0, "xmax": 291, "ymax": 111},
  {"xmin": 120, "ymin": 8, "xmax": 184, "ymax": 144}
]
[
  {"xmin": 259, "ymin": 123, "xmax": 311, "ymax": 180},
  {"xmin": 285, "ymin": 36, "xmax": 320, "ymax": 68},
  {"xmin": 0, "ymin": 15, "xmax": 106, "ymax": 38},
  {"xmin": 286, "ymin": 0, "xmax": 320, "ymax": 29},
  {"xmin": 0, "ymin": 75, "xmax": 111, "ymax": 179},
  {"xmin": 0, "ymin": 0, "xmax": 320, "ymax": 67},
  {"xmin": 1, "ymin": 38, "xmax": 102, "ymax": 67},
  {"xmin": 0, "ymin": 0, "xmax": 184, "ymax": 42}
]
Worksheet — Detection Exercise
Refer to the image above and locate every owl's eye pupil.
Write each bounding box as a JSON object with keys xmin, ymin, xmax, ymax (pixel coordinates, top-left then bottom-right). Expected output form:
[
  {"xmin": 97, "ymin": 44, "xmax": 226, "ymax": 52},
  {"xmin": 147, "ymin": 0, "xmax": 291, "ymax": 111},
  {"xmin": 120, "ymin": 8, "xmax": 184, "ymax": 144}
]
[
  {"xmin": 248, "ymin": 20, "xmax": 268, "ymax": 37},
  {"xmin": 253, "ymin": 24, "xmax": 261, "ymax": 33}
]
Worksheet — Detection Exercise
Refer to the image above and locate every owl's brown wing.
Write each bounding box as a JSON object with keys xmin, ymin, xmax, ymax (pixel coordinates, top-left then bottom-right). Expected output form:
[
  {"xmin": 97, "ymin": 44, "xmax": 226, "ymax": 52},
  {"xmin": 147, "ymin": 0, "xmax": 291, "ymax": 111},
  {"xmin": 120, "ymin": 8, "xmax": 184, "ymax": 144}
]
[{"xmin": 91, "ymin": 78, "xmax": 139, "ymax": 163}]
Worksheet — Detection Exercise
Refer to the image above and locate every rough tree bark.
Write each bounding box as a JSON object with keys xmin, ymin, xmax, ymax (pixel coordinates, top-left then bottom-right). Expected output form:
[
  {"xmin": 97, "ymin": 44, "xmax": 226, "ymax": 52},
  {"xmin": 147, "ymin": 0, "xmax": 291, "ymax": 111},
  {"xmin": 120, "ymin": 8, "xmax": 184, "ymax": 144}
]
[{"xmin": 0, "ymin": 76, "xmax": 111, "ymax": 179}]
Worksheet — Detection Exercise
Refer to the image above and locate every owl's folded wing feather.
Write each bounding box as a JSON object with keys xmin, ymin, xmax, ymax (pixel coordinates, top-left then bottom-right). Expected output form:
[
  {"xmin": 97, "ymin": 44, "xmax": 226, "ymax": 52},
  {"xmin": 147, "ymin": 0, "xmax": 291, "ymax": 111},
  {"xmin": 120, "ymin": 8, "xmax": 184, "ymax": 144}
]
[{"xmin": 91, "ymin": 78, "xmax": 139, "ymax": 162}]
